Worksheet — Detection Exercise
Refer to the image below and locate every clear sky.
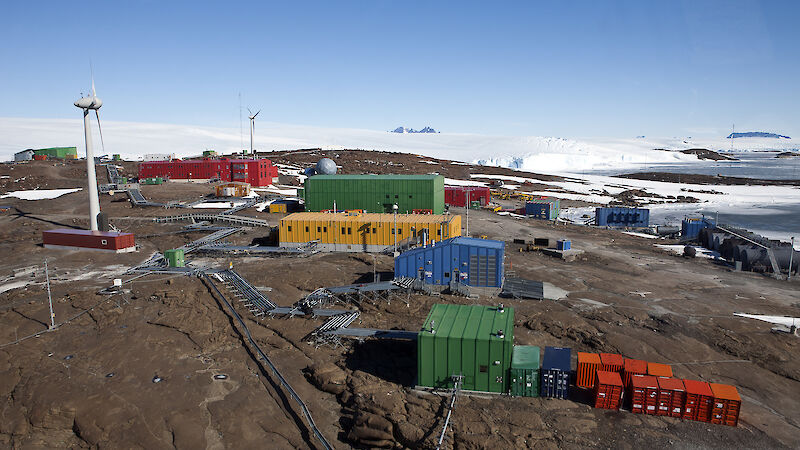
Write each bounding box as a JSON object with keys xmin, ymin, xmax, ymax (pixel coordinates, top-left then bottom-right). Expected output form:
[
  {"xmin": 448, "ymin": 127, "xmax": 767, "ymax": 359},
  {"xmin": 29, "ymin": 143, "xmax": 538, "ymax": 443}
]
[{"xmin": 1, "ymin": 0, "xmax": 797, "ymax": 138}]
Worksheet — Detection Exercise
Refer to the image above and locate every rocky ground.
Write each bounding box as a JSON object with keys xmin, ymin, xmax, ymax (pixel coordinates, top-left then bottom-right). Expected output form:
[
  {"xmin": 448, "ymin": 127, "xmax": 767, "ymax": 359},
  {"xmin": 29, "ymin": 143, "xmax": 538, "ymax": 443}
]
[{"xmin": 0, "ymin": 156, "xmax": 798, "ymax": 449}]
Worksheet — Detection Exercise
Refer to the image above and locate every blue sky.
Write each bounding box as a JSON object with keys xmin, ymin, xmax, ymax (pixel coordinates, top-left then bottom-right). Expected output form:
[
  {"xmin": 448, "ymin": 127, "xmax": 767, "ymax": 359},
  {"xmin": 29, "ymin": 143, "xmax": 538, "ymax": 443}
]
[{"xmin": 1, "ymin": 0, "xmax": 797, "ymax": 138}]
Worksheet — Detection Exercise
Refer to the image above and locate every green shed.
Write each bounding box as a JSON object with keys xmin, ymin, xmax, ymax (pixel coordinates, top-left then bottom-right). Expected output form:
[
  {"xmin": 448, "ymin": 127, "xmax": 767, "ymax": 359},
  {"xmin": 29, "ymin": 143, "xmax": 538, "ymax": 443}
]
[
  {"xmin": 33, "ymin": 147, "xmax": 78, "ymax": 159},
  {"xmin": 510, "ymin": 345, "xmax": 540, "ymax": 397},
  {"xmin": 303, "ymin": 174, "xmax": 445, "ymax": 214},
  {"xmin": 164, "ymin": 248, "xmax": 185, "ymax": 267},
  {"xmin": 417, "ymin": 303, "xmax": 514, "ymax": 393}
]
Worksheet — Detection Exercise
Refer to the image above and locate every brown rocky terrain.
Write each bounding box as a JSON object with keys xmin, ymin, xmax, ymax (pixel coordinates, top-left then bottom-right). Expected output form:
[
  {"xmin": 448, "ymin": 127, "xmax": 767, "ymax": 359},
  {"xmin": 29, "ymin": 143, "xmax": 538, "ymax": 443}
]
[{"xmin": 0, "ymin": 155, "xmax": 797, "ymax": 449}]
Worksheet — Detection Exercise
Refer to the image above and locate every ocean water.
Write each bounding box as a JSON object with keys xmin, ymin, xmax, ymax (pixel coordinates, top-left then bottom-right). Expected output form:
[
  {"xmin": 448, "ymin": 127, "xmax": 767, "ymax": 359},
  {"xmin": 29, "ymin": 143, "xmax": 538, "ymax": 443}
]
[
  {"xmin": 589, "ymin": 151, "xmax": 800, "ymax": 180},
  {"xmin": 585, "ymin": 152, "xmax": 800, "ymax": 244}
]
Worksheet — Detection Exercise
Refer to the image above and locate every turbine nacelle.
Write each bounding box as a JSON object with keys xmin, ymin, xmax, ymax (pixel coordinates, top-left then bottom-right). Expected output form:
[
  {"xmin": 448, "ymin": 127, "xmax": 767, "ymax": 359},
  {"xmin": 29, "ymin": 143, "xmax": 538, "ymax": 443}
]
[{"xmin": 74, "ymin": 95, "xmax": 102, "ymax": 110}]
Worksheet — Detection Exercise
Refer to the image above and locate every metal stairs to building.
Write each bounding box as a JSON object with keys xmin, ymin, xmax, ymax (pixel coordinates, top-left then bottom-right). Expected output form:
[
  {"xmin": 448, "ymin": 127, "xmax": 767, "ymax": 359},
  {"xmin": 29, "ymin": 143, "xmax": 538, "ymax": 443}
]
[{"xmin": 216, "ymin": 269, "xmax": 276, "ymax": 317}]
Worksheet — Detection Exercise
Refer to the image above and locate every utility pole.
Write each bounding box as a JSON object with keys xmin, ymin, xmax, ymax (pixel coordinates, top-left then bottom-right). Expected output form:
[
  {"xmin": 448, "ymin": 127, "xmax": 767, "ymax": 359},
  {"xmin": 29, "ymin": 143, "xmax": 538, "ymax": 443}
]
[
  {"xmin": 373, "ymin": 253, "xmax": 377, "ymax": 282},
  {"xmin": 45, "ymin": 259, "xmax": 55, "ymax": 330},
  {"xmin": 789, "ymin": 236, "xmax": 795, "ymax": 281}
]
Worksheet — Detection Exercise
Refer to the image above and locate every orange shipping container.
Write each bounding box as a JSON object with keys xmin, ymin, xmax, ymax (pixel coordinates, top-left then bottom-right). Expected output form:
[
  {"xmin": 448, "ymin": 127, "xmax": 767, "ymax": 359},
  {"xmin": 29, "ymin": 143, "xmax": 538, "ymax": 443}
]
[
  {"xmin": 622, "ymin": 358, "xmax": 647, "ymax": 387},
  {"xmin": 576, "ymin": 352, "xmax": 602, "ymax": 388},
  {"xmin": 657, "ymin": 378, "xmax": 686, "ymax": 417},
  {"xmin": 682, "ymin": 379, "xmax": 714, "ymax": 422},
  {"xmin": 594, "ymin": 371, "xmax": 624, "ymax": 410},
  {"xmin": 709, "ymin": 383, "xmax": 741, "ymax": 427},
  {"xmin": 647, "ymin": 362, "xmax": 673, "ymax": 378},
  {"xmin": 600, "ymin": 353, "xmax": 624, "ymax": 373},
  {"xmin": 629, "ymin": 375, "xmax": 659, "ymax": 415}
]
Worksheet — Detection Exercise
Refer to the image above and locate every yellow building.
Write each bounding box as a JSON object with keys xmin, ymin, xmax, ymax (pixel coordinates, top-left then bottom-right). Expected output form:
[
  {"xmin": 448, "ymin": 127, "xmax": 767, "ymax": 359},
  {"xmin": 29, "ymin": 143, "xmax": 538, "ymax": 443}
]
[
  {"xmin": 215, "ymin": 182, "xmax": 251, "ymax": 197},
  {"xmin": 279, "ymin": 212, "xmax": 461, "ymax": 252}
]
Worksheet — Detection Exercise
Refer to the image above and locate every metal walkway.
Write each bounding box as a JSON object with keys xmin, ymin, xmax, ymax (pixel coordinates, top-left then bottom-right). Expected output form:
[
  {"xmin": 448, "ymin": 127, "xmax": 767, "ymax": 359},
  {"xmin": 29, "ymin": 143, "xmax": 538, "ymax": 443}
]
[
  {"xmin": 201, "ymin": 273, "xmax": 333, "ymax": 450},
  {"xmin": 214, "ymin": 269, "xmax": 276, "ymax": 317},
  {"xmin": 221, "ymin": 196, "xmax": 269, "ymax": 215},
  {"xmin": 179, "ymin": 227, "xmax": 241, "ymax": 254},
  {"xmin": 154, "ymin": 213, "xmax": 270, "ymax": 227},
  {"xmin": 196, "ymin": 242, "xmax": 318, "ymax": 257}
]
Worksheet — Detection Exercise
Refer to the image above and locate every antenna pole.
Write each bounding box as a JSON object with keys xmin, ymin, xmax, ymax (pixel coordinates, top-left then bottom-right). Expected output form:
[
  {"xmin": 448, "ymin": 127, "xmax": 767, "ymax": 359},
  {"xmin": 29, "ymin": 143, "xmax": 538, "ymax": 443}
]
[
  {"xmin": 789, "ymin": 237, "xmax": 795, "ymax": 281},
  {"xmin": 239, "ymin": 93, "xmax": 244, "ymax": 152},
  {"xmin": 45, "ymin": 259, "xmax": 55, "ymax": 330}
]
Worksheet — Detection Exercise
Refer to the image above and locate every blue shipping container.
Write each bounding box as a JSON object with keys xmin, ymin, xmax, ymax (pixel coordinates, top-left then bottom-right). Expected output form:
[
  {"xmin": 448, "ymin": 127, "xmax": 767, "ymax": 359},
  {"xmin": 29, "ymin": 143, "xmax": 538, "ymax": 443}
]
[
  {"xmin": 525, "ymin": 199, "xmax": 560, "ymax": 220},
  {"xmin": 595, "ymin": 207, "xmax": 650, "ymax": 228},
  {"xmin": 540, "ymin": 346, "xmax": 571, "ymax": 399},
  {"xmin": 394, "ymin": 237, "xmax": 505, "ymax": 287},
  {"xmin": 681, "ymin": 217, "xmax": 716, "ymax": 241},
  {"xmin": 556, "ymin": 239, "xmax": 571, "ymax": 251}
]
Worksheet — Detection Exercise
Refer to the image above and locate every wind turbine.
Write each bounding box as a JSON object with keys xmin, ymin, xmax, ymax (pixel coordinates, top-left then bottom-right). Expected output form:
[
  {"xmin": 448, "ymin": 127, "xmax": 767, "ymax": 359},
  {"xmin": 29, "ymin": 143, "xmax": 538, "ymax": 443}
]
[
  {"xmin": 248, "ymin": 108, "xmax": 260, "ymax": 156},
  {"xmin": 74, "ymin": 76, "xmax": 105, "ymax": 231}
]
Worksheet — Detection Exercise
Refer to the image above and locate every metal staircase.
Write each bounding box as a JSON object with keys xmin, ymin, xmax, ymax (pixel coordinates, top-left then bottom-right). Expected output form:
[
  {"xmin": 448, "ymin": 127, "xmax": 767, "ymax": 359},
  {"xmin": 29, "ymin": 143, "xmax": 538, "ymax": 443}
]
[{"xmin": 216, "ymin": 269, "xmax": 276, "ymax": 317}]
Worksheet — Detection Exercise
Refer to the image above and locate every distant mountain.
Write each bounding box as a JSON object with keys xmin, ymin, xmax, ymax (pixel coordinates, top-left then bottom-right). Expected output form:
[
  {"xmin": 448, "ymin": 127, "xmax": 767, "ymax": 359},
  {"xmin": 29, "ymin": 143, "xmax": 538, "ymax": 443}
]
[
  {"xmin": 390, "ymin": 126, "xmax": 439, "ymax": 134},
  {"xmin": 727, "ymin": 132, "xmax": 791, "ymax": 139}
]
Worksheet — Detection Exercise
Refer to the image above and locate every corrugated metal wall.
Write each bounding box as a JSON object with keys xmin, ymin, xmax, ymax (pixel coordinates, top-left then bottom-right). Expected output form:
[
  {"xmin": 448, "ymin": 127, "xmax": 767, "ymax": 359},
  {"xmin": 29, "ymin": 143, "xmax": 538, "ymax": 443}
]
[
  {"xmin": 394, "ymin": 237, "xmax": 504, "ymax": 287},
  {"xmin": 595, "ymin": 207, "xmax": 650, "ymax": 227},
  {"xmin": 303, "ymin": 175, "xmax": 445, "ymax": 213},
  {"xmin": 279, "ymin": 212, "xmax": 461, "ymax": 249}
]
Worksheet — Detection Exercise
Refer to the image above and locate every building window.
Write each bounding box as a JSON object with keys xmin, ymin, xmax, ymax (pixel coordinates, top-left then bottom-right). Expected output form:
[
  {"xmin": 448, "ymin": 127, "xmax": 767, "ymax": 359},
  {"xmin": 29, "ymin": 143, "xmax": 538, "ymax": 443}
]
[
  {"xmin": 365, "ymin": 228, "xmax": 370, "ymax": 234},
  {"xmin": 305, "ymin": 226, "xmax": 309, "ymax": 232},
  {"xmin": 386, "ymin": 194, "xmax": 390, "ymax": 199},
  {"xmin": 101, "ymin": 239, "xmax": 108, "ymax": 245},
  {"xmin": 323, "ymin": 226, "xmax": 327, "ymax": 232},
  {"xmin": 372, "ymin": 228, "xmax": 376, "ymax": 234},
  {"xmin": 341, "ymin": 227, "xmax": 346, "ymax": 234},
  {"xmin": 444, "ymin": 272, "xmax": 450, "ymax": 278},
  {"xmin": 437, "ymin": 229, "xmax": 441, "ymax": 236},
  {"xmin": 409, "ymin": 195, "xmax": 413, "ymax": 199},
  {"xmin": 317, "ymin": 226, "xmax": 321, "ymax": 232},
  {"xmin": 347, "ymin": 227, "xmax": 352, "ymax": 235},
  {"xmin": 395, "ymin": 194, "xmax": 398, "ymax": 198},
  {"xmin": 288, "ymin": 226, "xmax": 292, "ymax": 232},
  {"xmin": 479, "ymin": 365, "xmax": 488, "ymax": 373}
]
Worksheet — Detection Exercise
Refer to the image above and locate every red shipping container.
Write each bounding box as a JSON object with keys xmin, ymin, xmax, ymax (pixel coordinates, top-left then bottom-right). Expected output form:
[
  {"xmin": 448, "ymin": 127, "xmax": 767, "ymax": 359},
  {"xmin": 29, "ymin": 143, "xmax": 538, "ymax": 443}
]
[
  {"xmin": 622, "ymin": 358, "xmax": 647, "ymax": 387},
  {"xmin": 600, "ymin": 353, "xmax": 624, "ymax": 374},
  {"xmin": 444, "ymin": 186, "xmax": 491, "ymax": 207},
  {"xmin": 682, "ymin": 379, "xmax": 714, "ymax": 422},
  {"xmin": 576, "ymin": 352, "xmax": 602, "ymax": 388},
  {"xmin": 657, "ymin": 378, "xmax": 686, "ymax": 417},
  {"xmin": 709, "ymin": 383, "xmax": 741, "ymax": 427},
  {"xmin": 43, "ymin": 229, "xmax": 136, "ymax": 253},
  {"xmin": 594, "ymin": 371, "xmax": 624, "ymax": 410},
  {"xmin": 138, "ymin": 158, "xmax": 275, "ymax": 186},
  {"xmin": 629, "ymin": 375, "xmax": 659, "ymax": 415},
  {"xmin": 647, "ymin": 362, "xmax": 673, "ymax": 378}
]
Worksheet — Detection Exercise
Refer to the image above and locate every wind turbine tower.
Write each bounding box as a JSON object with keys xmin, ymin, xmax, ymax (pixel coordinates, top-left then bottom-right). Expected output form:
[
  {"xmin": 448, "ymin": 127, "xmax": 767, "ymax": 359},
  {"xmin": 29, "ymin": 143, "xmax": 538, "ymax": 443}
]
[
  {"xmin": 74, "ymin": 79, "xmax": 104, "ymax": 231},
  {"xmin": 248, "ymin": 108, "xmax": 260, "ymax": 155}
]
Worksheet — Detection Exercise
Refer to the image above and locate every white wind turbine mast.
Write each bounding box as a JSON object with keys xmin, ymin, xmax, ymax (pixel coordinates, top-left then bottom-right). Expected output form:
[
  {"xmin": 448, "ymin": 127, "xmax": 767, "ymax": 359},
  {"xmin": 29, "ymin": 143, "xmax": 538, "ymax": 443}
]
[
  {"xmin": 74, "ymin": 76, "xmax": 105, "ymax": 231},
  {"xmin": 248, "ymin": 108, "xmax": 260, "ymax": 155}
]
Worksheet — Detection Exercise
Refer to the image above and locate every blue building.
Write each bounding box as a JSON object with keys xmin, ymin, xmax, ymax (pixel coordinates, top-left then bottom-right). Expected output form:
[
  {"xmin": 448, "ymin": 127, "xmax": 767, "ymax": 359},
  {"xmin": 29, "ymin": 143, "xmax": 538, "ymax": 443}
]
[
  {"xmin": 394, "ymin": 237, "xmax": 505, "ymax": 287},
  {"xmin": 525, "ymin": 198, "xmax": 560, "ymax": 220},
  {"xmin": 681, "ymin": 217, "xmax": 716, "ymax": 241},
  {"xmin": 595, "ymin": 207, "xmax": 650, "ymax": 228}
]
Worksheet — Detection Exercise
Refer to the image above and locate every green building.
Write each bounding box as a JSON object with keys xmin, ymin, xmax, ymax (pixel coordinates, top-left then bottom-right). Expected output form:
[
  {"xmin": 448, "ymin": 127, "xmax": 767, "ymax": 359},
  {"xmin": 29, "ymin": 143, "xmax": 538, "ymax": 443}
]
[
  {"xmin": 509, "ymin": 345, "xmax": 540, "ymax": 397},
  {"xmin": 164, "ymin": 249, "xmax": 185, "ymax": 267},
  {"xmin": 303, "ymin": 174, "xmax": 445, "ymax": 214},
  {"xmin": 33, "ymin": 147, "xmax": 78, "ymax": 159},
  {"xmin": 417, "ymin": 303, "xmax": 514, "ymax": 393}
]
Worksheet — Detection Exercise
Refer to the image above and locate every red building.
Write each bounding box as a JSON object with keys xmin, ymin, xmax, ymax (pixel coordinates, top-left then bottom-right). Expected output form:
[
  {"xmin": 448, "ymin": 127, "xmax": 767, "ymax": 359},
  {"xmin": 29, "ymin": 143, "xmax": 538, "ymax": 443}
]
[
  {"xmin": 43, "ymin": 229, "xmax": 136, "ymax": 253},
  {"xmin": 138, "ymin": 158, "xmax": 278, "ymax": 187},
  {"xmin": 444, "ymin": 186, "xmax": 491, "ymax": 207}
]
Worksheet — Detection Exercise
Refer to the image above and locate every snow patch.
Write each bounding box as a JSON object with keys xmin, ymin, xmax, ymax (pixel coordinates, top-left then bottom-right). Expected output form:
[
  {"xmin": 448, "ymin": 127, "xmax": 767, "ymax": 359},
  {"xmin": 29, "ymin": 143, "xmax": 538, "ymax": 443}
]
[{"xmin": 0, "ymin": 188, "xmax": 82, "ymax": 200}]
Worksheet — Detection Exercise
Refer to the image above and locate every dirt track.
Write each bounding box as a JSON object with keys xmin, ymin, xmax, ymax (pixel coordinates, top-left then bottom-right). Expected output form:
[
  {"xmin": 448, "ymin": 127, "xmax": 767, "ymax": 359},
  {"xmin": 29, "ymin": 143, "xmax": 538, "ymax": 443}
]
[{"xmin": 0, "ymin": 156, "xmax": 798, "ymax": 449}]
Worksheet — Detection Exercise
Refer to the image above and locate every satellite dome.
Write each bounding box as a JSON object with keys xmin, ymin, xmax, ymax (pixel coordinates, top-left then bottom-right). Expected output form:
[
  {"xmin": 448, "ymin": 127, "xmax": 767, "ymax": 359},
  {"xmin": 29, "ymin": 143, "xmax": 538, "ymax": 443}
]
[{"xmin": 316, "ymin": 158, "xmax": 337, "ymax": 175}]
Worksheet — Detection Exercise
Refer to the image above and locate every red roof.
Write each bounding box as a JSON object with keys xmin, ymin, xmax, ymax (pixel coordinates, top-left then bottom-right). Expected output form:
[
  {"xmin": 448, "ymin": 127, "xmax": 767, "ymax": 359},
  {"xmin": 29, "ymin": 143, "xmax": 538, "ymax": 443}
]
[
  {"xmin": 710, "ymin": 383, "xmax": 741, "ymax": 401},
  {"xmin": 630, "ymin": 375, "xmax": 659, "ymax": 389},
  {"xmin": 683, "ymin": 379, "xmax": 713, "ymax": 396},
  {"xmin": 657, "ymin": 377, "xmax": 686, "ymax": 391},
  {"xmin": 578, "ymin": 352, "xmax": 601, "ymax": 364},
  {"xmin": 624, "ymin": 358, "xmax": 647, "ymax": 372},
  {"xmin": 600, "ymin": 353, "xmax": 624, "ymax": 366},
  {"xmin": 647, "ymin": 362, "xmax": 673, "ymax": 377},
  {"xmin": 43, "ymin": 228, "xmax": 133, "ymax": 238},
  {"xmin": 596, "ymin": 370, "xmax": 623, "ymax": 386}
]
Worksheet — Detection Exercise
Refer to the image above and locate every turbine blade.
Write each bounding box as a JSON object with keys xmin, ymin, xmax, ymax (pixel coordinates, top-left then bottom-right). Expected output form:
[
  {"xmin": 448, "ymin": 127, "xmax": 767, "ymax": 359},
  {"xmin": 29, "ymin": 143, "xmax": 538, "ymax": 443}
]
[
  {"xmin": 90, "ymin": 62, "xmax": 96, "ymax": 96},
  {"xmin": 254, "ymin": 110, "xmax": 260, "ymax": 118},
  {"xmin": 95, "ymin": 110, "xmax": 106, "ymax": 153}
]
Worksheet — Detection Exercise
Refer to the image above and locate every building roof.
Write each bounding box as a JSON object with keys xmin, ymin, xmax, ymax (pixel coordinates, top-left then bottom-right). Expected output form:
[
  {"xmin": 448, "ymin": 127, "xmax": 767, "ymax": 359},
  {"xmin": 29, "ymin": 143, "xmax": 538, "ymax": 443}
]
[
  {"xmin": 420, "ymin": 303, "xmax": 514, "ymax": 344},
  {"xmin": 542, "ymin": 346, "xmax": 571, "ymax": 371},
  {"xmin": 281, "ymin": 211, "xmax": 457, "ymax": 225},
  {"xmin": 43, "ymin": 228, "xmax": 134, "ymax": 238},
  {"xmin": 511, "ymin": 345, "xmax": 540, "ymax": 369},
  {"xmin": 308, "ymin": 174, "xmax": 441, "ymax": 181},
  {"xmin": 596, "ymin": 370, "xmax": 623, "ymax": 386}
]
